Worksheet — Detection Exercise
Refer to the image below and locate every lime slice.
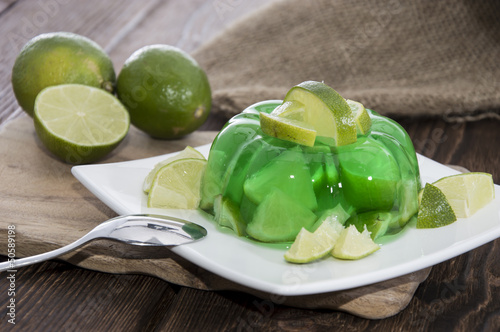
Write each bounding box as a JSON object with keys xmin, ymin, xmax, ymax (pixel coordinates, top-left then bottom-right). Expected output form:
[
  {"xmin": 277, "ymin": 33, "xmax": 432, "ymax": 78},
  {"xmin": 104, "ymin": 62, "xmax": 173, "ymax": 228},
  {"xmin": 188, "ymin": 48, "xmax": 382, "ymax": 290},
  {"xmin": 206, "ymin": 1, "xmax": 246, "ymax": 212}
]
[
  {"xmin": 284, "ymin": 217, "xmax": 343, "ymax": 263},
  {"xmin": 417, "ymin": 183, "xmax": 457, "ymax": 228},
  {"xmin": 270, "ymin": 100, "xmax": 306, "ymax": 121},
  {"xmin": 331, "ymin": 225, "xmax": 380, "ymax": 260},
  {"xmin": 346, "ymin": 99, "xmax": 371, "ymax": 135},
  {"xmin": 33, "ymin": 84, "xmax": 129, "ymax": 164},
  {"xmin": 143, "ymin": 146, "xmax": 205, "ymax": 193},
  {"xmin": 314, "ymin": 217, "xmax": 344, "ymax": 244},
  {"xmin": 147, "ymin": 158, "xmax": 207, "ymax": 209},
  {"xmin": 260, "ymin": 112, "xmax": 317, "ymax": 147},
  {"xmin": 432, "ymin": 172, "xmax": 495, "ymax": 218},
  {"xmin": 283, "ymin": 81, "xmax": 356, "ymax": 146}
]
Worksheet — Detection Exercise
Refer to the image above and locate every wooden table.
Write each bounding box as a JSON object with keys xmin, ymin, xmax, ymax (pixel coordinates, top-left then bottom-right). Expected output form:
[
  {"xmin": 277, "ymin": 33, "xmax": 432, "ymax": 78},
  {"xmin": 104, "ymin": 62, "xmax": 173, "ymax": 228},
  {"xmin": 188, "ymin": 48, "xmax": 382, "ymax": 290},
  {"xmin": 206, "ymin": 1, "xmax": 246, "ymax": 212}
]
[{"xmin": 1, "ymin": 1, "xmax": 499, "ymax": 331}]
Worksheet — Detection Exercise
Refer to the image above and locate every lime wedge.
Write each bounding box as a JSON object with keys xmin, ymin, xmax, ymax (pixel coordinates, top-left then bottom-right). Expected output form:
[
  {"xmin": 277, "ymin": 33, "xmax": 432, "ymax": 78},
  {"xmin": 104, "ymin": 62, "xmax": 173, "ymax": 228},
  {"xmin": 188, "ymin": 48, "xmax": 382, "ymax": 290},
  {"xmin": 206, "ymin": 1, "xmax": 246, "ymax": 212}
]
[
  {"xmin": 260, "ymin": 112, "xmax": 317, "ymax": 147},
  {"xmin": 314, "ymin": 217, "xmax": 344, "ymax": 244},
  {"xmin": 346, "ymin": 99, "xmax": 371, "ymax": 135},
  {"xmin": 432, "ymin": 172, "xmax": 495, "ymax": 218},
  {"xmin": 147, "ymin": 158, "xmax": 207, "ymax": 209},
  {"xmin": 34, "ymin": 84, "xmax": 129, "ymax": 164},
  {"xmin": 331, "ymin": 225, "xmax": 380, "ymax": 260},
  {"xmin": 283, "ymin": 81, "xmax": 356, "ymax": 146},
  {"xmin": 143, "ymin": 146, "xmax": 205, "ymax": 193},
  {"xmin": 417, "ymin": 183, "xmax": 457, "ymax": 228},
  {"xmin": 284, "ymin": 217, "xmax": 343, "ymax": 263},
  {"xmin": 270, "ymin": 100, "xmax": 306, "ymax": 121}
]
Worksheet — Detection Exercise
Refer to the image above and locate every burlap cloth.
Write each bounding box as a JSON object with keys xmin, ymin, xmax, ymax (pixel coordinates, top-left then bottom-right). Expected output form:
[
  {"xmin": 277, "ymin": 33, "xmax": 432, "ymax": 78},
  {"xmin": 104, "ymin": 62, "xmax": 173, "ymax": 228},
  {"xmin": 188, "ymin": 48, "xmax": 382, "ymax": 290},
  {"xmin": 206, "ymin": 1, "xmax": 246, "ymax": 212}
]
[{"xmin": 193, "ymin": 0, "xmax": 500, "ymax": 122}]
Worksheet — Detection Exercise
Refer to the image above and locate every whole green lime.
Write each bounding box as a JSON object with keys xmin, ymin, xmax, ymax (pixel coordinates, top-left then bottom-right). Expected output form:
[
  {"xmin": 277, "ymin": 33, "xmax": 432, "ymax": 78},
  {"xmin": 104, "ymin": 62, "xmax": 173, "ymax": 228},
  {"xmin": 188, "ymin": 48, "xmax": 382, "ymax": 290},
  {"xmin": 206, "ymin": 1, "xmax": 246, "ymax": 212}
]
[
  {"xmin": 116, "ymin": 45, "xmax": 211, "ymax": 139},
  {"xmin": 11, "ymin": 32, "xmax": 115, "ymax": 117}
]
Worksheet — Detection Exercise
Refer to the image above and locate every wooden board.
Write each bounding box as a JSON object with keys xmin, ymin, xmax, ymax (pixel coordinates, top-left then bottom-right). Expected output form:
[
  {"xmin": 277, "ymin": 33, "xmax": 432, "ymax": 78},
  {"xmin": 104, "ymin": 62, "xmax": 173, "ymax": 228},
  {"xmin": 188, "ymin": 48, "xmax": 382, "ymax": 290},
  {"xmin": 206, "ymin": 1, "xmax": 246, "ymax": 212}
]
[{"xmin": 0, "ymin": 116, "xmax": 431, "ymax": 319}]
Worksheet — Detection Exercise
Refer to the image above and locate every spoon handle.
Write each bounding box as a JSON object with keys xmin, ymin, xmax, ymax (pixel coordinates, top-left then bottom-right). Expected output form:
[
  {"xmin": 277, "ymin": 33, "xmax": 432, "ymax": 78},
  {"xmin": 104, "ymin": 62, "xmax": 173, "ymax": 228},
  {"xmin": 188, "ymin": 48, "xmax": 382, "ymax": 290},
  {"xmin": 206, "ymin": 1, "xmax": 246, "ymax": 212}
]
[{"xmin": 0, "ymin": 234, "xmax": 95, "ymax": 272}]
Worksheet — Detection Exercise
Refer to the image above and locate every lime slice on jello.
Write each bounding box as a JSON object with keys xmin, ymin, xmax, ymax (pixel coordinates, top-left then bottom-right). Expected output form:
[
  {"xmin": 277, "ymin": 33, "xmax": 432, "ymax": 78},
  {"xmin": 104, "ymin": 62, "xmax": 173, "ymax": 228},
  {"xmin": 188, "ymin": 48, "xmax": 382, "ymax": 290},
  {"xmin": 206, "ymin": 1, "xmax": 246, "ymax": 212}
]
[
  {"xmin": 282, "ymin": 81, "xmax": 357, "ymax": 146},
  {"xmin": 271, "ymin": 100, "xmax": 305, "ymax": 121},
  {"xmin": 260, "ymin": 112, "xmax": 316, "ymax": 147},
  {"xmin": 347, "ymin": 99, "xmax": 371, "ymax": 135}
]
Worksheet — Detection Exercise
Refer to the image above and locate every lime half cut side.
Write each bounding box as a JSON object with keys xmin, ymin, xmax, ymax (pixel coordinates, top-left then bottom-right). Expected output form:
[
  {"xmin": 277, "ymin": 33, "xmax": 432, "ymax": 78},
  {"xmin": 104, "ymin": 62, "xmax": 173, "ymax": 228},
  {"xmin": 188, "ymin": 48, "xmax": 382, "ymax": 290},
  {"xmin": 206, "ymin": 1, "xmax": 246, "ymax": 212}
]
[
  {"xmin": 34, "ymin": 84, "xmax": 129, "ymax": 164},
  {"xmin": 283, "ymin": 81, "xmax": 356, "ymax": 146}
]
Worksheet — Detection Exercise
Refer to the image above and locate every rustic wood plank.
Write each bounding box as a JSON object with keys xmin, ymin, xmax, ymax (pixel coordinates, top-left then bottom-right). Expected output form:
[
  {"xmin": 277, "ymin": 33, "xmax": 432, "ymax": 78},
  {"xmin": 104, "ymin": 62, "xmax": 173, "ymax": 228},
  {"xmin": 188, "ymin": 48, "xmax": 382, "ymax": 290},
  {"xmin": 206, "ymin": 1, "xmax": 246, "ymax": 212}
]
[
  {"xmin": 0, "ymin": 0, "xmax": 17, "ymax": 13},
  {"xmin": 0, "ymin": 261, "xmax": 177, "ymax": 331}
]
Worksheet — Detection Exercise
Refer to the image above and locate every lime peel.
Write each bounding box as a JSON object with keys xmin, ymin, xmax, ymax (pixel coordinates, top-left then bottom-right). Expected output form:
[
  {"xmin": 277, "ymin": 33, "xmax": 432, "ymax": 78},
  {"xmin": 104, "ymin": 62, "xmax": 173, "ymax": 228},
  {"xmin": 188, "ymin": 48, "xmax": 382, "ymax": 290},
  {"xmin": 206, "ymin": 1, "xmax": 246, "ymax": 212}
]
[{"xmin": 417, "ymin": 183, "xmax": 457, "ymax": 228}]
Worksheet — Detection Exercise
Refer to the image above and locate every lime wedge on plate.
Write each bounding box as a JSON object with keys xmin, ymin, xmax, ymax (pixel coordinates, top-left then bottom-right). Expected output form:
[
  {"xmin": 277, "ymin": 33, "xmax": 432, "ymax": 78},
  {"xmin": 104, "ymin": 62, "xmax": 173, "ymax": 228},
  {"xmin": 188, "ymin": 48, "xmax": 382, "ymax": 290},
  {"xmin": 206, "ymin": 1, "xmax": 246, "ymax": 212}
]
[
  {"xmin": 417, "ymin": 183, "xmax": 457, "ymax": 228},
  {"xmin": 148, "ymin": 158, "xmax": 207, "ymax": 209},
  {"xmin": 432, "ymin": 172, "xmax": 495, "ymax": 218},
  {"xmin": 143, "ymin": 146, "xmax": 205, "ymax": 193},
  {"xmin": 284, "ymin": 217, "xmax": 343, "ymax": 263},
  {"xmin": 331, "ymin": 224, "xmax": 380, "ymax": 260},
  {"xmin": 34, "ymin": 84, "xmax": 129, "ymax": 164}
]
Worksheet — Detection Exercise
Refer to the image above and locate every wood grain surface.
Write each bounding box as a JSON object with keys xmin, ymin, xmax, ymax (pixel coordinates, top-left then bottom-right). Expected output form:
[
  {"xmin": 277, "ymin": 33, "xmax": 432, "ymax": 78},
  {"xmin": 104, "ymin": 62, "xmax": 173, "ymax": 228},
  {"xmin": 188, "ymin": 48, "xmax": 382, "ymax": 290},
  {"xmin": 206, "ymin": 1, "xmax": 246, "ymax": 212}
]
[{"xmin": 1, "ymin": 0, "xmax": 500, "ymax": 331}]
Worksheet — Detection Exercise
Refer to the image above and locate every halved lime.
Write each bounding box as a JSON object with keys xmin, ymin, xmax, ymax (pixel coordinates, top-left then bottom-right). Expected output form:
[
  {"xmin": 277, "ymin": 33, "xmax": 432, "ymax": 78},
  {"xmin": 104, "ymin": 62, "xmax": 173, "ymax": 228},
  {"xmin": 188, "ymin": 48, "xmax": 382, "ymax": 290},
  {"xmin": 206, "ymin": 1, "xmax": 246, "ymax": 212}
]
[
  {"xmin": 331, "ymin": 225, "xmax": 380, "ymax": 260},
  {"xmin": 346, "ymin": 99, "xmax": 371, "ymax": 135},
  {"xmin": 432, "ymin": 172, "xmax": 495, "ymax": 218},
  {"xmin": 33, "ymin": 84, "xmax": 129, "ymax": 164},
  {"xmin": 143, "ymin": 146, "xmax": 205, "ymax": 193},
  {"xmin": 148, "ymin": 158, "xmax": 207, "ymax": 209},
  {"xmin": 260, "ymin": 112, "xmax": 316, "ymax": 147},
  {"xmin": 417, "ymin": 183, "xmax": 457, "ymax": 228},
  {"xmin": 283, "ymin": 81, "xmax": 356, "ymax": 146}
]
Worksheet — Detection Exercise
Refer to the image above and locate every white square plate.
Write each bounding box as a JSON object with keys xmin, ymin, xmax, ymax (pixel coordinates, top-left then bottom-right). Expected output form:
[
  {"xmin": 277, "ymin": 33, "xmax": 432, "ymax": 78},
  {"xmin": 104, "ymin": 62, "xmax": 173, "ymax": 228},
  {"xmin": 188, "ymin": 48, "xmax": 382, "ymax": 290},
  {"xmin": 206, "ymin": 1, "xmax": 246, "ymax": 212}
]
[{"xmin": 72, "ymin": 144, "xmax": 500, "ymax": 296}]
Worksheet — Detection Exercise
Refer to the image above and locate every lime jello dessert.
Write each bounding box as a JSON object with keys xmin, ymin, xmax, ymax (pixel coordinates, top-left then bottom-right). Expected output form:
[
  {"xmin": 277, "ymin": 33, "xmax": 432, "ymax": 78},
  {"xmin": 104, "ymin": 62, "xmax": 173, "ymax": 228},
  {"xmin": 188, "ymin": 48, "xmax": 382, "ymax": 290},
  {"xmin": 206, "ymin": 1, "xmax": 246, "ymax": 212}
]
[{"xmin": 200, "ymin": 81, "xmax": 421, "ymax": 243}]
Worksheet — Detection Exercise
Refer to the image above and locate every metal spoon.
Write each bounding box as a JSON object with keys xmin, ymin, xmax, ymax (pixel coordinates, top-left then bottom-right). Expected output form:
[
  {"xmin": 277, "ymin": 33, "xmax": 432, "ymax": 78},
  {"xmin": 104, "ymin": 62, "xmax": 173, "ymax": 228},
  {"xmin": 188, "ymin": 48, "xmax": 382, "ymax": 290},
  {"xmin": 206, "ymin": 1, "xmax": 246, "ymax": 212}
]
[{"xmin": 0, "ymin": 214, "xmax": 207, "ymax": 272}]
